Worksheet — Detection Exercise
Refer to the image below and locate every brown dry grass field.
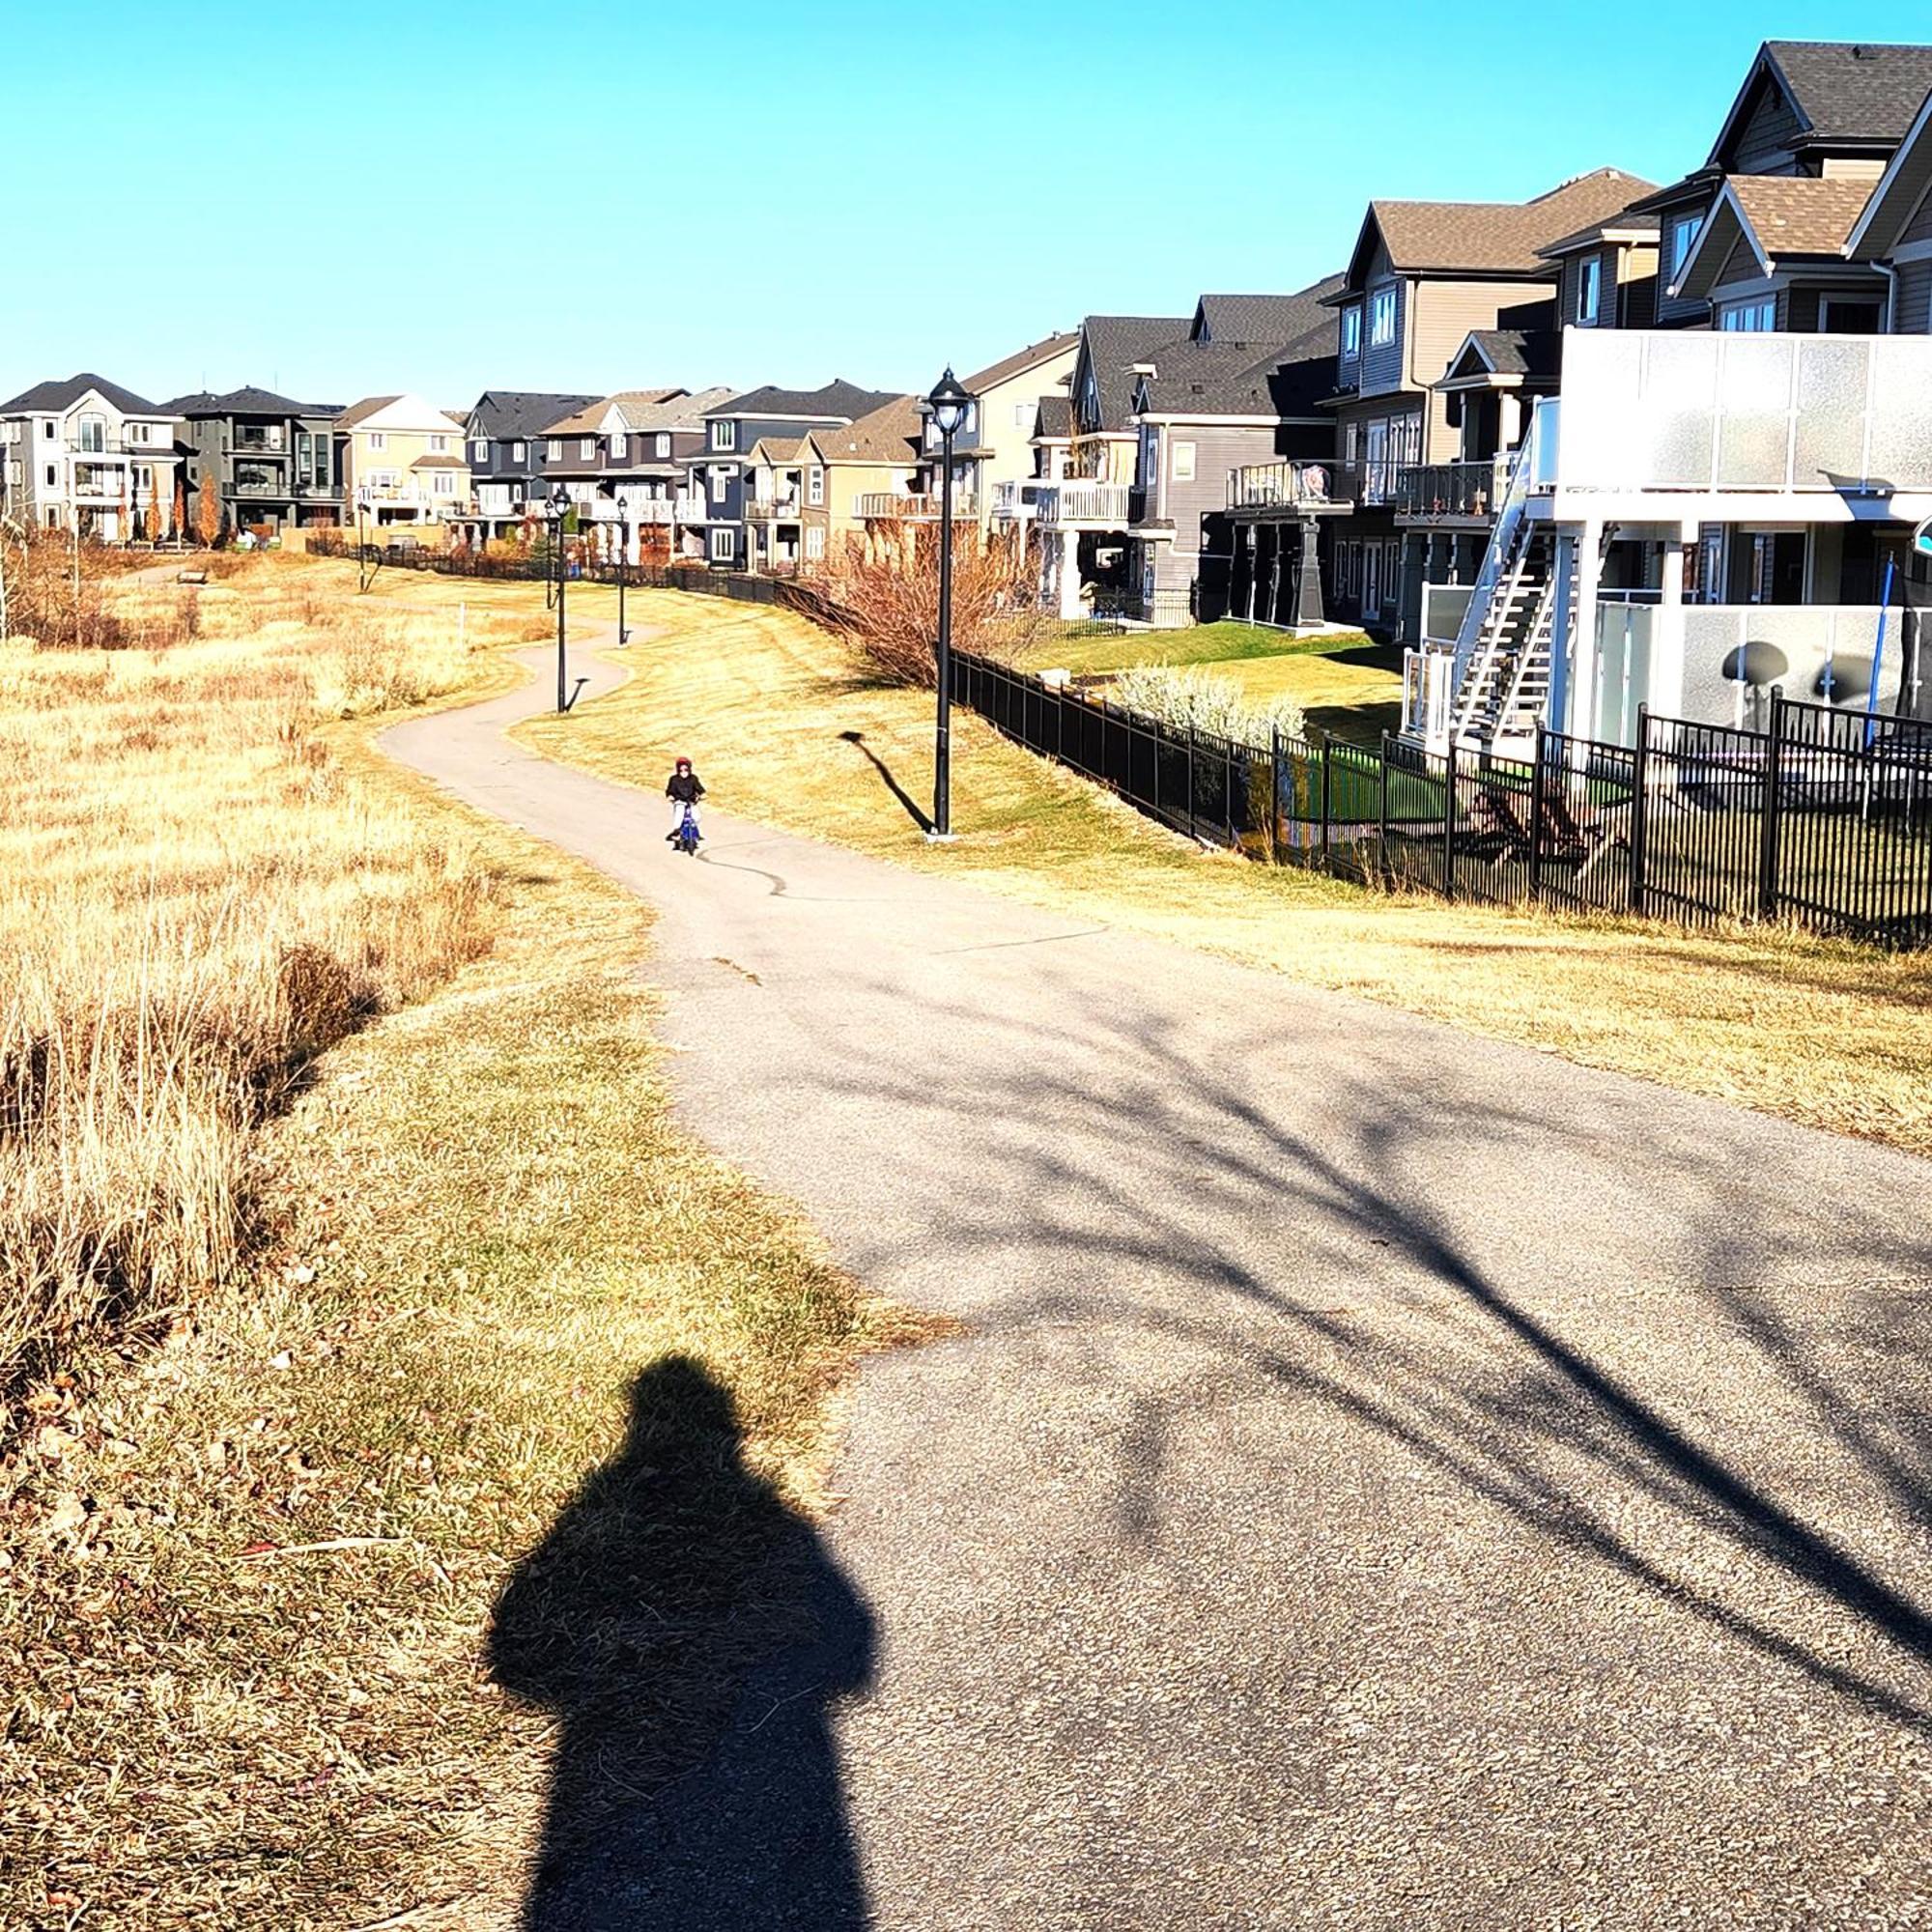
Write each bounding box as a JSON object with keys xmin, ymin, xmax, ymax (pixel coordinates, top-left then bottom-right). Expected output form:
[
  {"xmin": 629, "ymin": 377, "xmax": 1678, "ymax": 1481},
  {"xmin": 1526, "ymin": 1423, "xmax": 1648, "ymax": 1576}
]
[
  {"xmin": 513, "ymin": 579, "xmax": 1932, "ymax": 1159},
  {"xmin": 1, "ymin": 556, "xmax": 908, "ymax": 1928}
]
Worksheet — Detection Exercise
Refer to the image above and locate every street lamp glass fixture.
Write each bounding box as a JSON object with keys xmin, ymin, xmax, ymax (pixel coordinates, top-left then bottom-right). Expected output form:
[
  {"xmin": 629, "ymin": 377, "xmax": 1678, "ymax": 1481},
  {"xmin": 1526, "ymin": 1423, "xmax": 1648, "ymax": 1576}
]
[
  {"xmin": 926, "ymin": 368, "xmax": 972, "ymax": 440},
  {"xmin": 548, "ymin": 486, "xmax": 571, "ymax": 521}
]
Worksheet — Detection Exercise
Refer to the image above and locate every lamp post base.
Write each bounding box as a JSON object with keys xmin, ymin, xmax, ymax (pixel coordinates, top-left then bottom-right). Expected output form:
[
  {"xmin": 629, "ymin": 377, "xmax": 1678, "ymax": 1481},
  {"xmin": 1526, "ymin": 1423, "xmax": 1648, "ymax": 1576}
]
[{"xmin": 923, "ymin": 830, "xmax": 959, "ymax": 844}]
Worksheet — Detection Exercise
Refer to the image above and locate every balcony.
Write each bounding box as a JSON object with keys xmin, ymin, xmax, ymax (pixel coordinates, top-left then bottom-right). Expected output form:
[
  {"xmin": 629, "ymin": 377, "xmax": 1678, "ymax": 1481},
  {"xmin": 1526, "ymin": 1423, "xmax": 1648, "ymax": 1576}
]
[
  {"xmin": 1033, "ymin": 483, "xmax": 1131, "ymax": 527},
  {"xmin": 855, "ymin": 492, "xmax": 979, "ymax": 521},
  {"xmin": 991, "ymin": 478, "xmax": 1057, "ymax": 518},
  {"xmin": 70, "ymin": 467, "xmax": 130, "ymax": 498},
  {"xmin": 673, "ymin": 496, "xmax": 706, "ymax": 523},
  {"xmin": 1393, "ymin": 455, "xmax": 1511, "ymax": 523},
  {"xmin": 581, "ymin": 497, "xmax": 678, "ymax": 524},
  {"xmin": 227, "ymin": 432, "xmax": 288, "ymax": 454},
  {"xmin": 1226, "ymin": 460, "xmax": 1340, "ymax": 512},
  {"xmin": 746, "ymin": 495, "xmax": 804, "ymax": 521},
  {"xmin": 1553, "ymin": 328, "xmax": 1932, "ymax": 501}
]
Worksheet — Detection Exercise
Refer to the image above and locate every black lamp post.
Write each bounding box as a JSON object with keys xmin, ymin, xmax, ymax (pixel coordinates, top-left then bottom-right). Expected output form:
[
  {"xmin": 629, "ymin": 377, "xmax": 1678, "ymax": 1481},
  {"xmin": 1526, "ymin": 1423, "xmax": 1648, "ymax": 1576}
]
[
  {"xmin": 550, "ymin": 485, "xmax": 571, "ymax": 712},
  {"xmin": 615, "ymin": 510, "xmax": 631, "ymax": 644},
  {"xmin": 925, "ymin": 366, "xmax": 973, "ymax": 839}
]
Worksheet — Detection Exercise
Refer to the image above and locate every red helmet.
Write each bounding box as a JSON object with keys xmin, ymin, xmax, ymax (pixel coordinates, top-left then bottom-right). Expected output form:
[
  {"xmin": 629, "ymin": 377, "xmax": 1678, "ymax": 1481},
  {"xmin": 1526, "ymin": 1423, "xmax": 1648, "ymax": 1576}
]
[{"xmin": 674, "ymin": 756, "xmax": 693, "ymax": 771}]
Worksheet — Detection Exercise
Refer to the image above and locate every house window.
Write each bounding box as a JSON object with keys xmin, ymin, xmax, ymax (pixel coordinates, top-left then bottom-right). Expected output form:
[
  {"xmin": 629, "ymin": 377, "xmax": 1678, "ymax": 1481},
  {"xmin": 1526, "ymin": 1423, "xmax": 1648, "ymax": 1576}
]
[
  {"xmin": 1577, "ymin": 256, "xmax": 1602, "ymax": 326},
  {"xmin": 472, "ymin": 440, "xmax": 489, "ymax": 463},
  {"xmin": 433, "ymin": 470, "xmax": 455, "ymax": 496},
  {"xmin": 710, "ymin": 467, "xmax": 731, "ymax": 503},
  {"xmin": 77, "ymin": 415, "xmax": 105, "ymax": 453},
  {"xmin": 1719, "ymin": 298, "xmax": 1777, "ymax": 332},
  {"xmin": 1670, "ymin": 213, "xmax": 1702, "ymax": 279},
  {"xmin": 546, "ymin": 440, "xmax": 561, "ymax": 460},
  {"xmin": 656, "ymin": 434, "xmax": 670, "ymax": 457},
  {"xmin": 430, "ymin": 434, "xmax": 448, "ymax": 453},
  {"xmin": 128, "ymin": 422, "xmax": 152, "ymax": 446},
  {"xmin": 806, "ymin": 526, "xmax": 825, "ymax": 560},
  {"xmin": 1014, "ymin": 401, "xmax": 1033, "ymax": 427},
  {"xmin": 709, "ymin": 527, "xmax": 735, "ymax": 560},
  {"xmin": 1142, "ymin": 427, "xmax": 1160, "ymax": 484},
  {"xmin": 713, "ymin": 421, "xmax": 737, "ymax": 450},
  {"xmin": 512, "ymin": 440, "xmax": 526, "ymax": 462},
  {"xmin": 808, "ymin": 467, "xmax": 824, "ymax": 505},
  {"xmin": 580, "ymin": 438, "xmax": 595, "ymax": 460},
  {"xmin": 41, "ymin": 421, "xmax": 55, "ymax": 440},
  {"xmin": 612, "ymin": 433, "xmax": 628, "ymax": 458},
  {"xmin": 1341, "ymin": 307, "xmax": 1362, "ymax": 359},
  {"xmin": 1369, "ymin": 287, "xmax": 1397, "ymax": 346},
  {"xmin": 44, "ymin": 465, "xmax": 56, "ymax": 487},
  {"xmin": 1172, "ymin": 441, "xmax": 1195, "ymax": 483},
  {"xmin": 369, "ymin": 432, "xmax": 386, "ymax": 451}
]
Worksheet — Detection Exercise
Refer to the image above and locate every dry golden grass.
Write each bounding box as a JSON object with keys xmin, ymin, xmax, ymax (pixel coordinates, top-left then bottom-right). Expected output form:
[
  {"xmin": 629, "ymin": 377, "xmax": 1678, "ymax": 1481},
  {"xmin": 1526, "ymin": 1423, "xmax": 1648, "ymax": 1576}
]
[
  {"xmin": 3, "ymin": 558, "xmax": 909, "ymax": 1927},
  {"xmin": 519, "ymin": 586, "xmax": 1932, "ymax": 1158}
]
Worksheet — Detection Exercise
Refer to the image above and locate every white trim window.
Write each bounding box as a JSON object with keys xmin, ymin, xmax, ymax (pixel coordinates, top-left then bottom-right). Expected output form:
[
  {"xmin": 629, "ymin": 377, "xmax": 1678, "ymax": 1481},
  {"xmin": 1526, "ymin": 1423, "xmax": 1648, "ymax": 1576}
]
[
  {"xmin": 1340, "ymin": 306, "xmax": 1362, "ymax": 359},
  {"xmin": 806, "ymin": 526, "xmax": 825, "ymax": 560},
  {"xmin": 656, "ymin": 434, "xmax": 670, "ymax": 458},
  {"xmin": 611, "ymin": 432, "xmax": 628, "ymax": 458},
  {"xmin": 1719, "ymin": 297, "xmax": 1777, "ymax": 332},
  {"xmin": 709, "ymin": 467, "xmax": 732, "ymax": 504},
  {"xmin": 512, "ymin": 440, "xmax": 527, "ymax": 462},
  {"xmin": 708, "ymin": 526, "xmax": 735, "ymax": 560},
  {"xmin": 808, "ymin": 466, "xmax": 824, "ymax": 505},
  {"xmin": 429, "ymin": 434, "xmax": 448, "ymax": 453},
  {"xmin": 580, "ymin": 438, "xmax": 595, "ymax": 460},
  {"xmin": 1577, "ymin": 255, "xmax": 1602, "ymax": 326},
  {"xmin": 1369, "ymin": 286, "xmax": 1397, "ymax": 347},
  {"xmin": 472, "ymin": 440, "xmax": 489, "ymax": 463},
  {"xmin": 368, "ymin": 432, "xmax": 386, "ymax": 451},
  {"xmin": 1670, "ymin": 213, "xmax": 1703, "ymax": 280},
  {"xmin": 1013, "ymin": 401, "xmax": 1033, "ymax": 427},
  {"xmin": 712, "ymin": 420, "xmax": 737, "ymax": 451},
  {"xmin": 1172, "ymin": 440, "xmax": 1196, "ymax": 483},
  {"xmin": 433, "ymin": 470, "xmax": 456, "ymax": 496},
  {"xmin": 546, "ymin": 439, "xmax": 561, "ymax": 460}
]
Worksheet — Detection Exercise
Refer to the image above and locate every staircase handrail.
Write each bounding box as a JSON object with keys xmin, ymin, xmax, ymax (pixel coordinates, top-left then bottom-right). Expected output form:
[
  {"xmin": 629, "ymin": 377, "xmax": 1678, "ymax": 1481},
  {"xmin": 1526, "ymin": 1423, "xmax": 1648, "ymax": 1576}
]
[{"xmin": 1447, "ymin": 410, "xmax": 1542, "ymax": 696}]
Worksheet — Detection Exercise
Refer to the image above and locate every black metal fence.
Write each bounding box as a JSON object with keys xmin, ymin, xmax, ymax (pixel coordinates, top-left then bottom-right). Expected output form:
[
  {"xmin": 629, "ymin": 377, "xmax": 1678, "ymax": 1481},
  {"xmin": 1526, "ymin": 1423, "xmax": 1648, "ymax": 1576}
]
[{"xmin": 952, "ymin": 650, "xmax": 1932, "ymax": 950}]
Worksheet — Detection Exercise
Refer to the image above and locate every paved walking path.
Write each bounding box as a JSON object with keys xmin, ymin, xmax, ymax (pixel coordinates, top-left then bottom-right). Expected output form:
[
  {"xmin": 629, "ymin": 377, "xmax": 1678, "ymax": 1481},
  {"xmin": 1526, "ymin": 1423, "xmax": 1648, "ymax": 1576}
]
[{"xmin": 385, "ymin": 642, "xmax": 1932, "ymax": 1930}]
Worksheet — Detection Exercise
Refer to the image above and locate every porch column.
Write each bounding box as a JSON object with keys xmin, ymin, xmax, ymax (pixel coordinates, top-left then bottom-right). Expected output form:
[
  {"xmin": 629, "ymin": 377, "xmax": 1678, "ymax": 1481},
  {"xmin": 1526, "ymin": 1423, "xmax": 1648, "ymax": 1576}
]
[
  {"xmin": 1245, "ymin": 528, "xmax": 1260, "ymax": 623},
  {"xmin": 1653, "ymin": 526, "xmax": 1690, "ymax": 718},
  {"xmin": 1571, "ymin": 517, "xmax": 1605, "ymax": 741},
  {"xmin": 1547, "ymin": 529, "xmax": 1577, "ymax": 736},
  {"xmin": 1293, "ymin": 515, "xmax": 1326, "ymax": 627},
  {"xmin": 1264, "ymin": 524, "xmax": 1284, "ymax": 626},
  {"xmin": 1057, "ymin": 530, "xmax": 1082, "ymax": 619},
  {"xmin": 1498, "ymin": 392, "xmax": 1522, "ymax": 453}
]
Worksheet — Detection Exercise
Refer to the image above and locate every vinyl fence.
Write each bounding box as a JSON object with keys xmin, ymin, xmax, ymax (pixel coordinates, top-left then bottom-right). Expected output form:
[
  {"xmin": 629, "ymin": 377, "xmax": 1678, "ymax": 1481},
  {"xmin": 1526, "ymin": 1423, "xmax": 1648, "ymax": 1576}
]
[{"xmin": 952, "ymin": 650, "xmax": 1932, "ymax": 950}]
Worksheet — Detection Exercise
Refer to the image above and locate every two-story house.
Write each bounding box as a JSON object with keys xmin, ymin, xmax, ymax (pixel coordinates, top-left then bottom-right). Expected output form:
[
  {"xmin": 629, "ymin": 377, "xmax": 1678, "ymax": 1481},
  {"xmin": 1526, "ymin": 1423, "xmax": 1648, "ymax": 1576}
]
[
  {"xmin": 336, "ymin": 395, "xmax": 472, "ymax": 531},
  {"xmin": 1316, "ymin": 167, "xmax": 1655, "ymax": 639},
  {"xmin": 1033, "ymin": 315, "xmax": 1189, "ymax": 617},
  {"xmin": 166, "ymin": 387, "xmax": 344, "ymax": 541},
  {"xmin": 540, "ymin": 388, "xmax": 734, "ymax": 563},
  {"xmin": 1137, "ymin": 280, "xmax": 1345, "ymax": 628},
  {"xmin": 685, "ymin": 380, "xmax": 897, "ymax": 569},
  {"xmin": 0, "ymin": 375, "xmax": 183, "ymax": 540},
  {"xmin": 810, "ymin": 394, "xmax": 927, "ymax": 567},
  {"xmin": 458, "ymin": 390, "xmax": 596, "ymax": 546}
]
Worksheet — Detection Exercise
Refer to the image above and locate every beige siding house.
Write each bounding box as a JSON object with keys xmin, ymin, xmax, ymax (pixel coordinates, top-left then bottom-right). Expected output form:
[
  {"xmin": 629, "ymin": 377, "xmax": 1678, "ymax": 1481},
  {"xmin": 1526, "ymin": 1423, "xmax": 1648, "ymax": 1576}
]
[{"xmin": 337, "ymin": 393, "xmax": 472, "ymax": 530}]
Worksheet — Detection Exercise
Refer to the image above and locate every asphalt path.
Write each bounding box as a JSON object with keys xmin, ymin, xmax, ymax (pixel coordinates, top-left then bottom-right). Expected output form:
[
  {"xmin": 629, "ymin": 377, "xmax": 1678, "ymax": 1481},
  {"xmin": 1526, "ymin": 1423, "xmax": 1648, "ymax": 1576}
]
[{"xmin": 384, "ymin": 640, "xmax": 1932, "ymax": 1931}]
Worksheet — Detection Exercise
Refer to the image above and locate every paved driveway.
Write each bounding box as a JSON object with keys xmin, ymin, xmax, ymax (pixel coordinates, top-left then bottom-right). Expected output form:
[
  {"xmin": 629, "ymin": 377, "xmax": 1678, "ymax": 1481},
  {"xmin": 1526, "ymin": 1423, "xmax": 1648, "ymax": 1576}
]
[{"xmin": 385, "ymin": 645, "xmax": 1932, "ymax": 1930}]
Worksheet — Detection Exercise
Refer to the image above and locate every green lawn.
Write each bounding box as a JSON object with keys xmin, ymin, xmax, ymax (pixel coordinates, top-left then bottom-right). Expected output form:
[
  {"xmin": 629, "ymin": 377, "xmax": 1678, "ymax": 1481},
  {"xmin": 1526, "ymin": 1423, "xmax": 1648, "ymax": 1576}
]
[{"xmin": 1015, "ymin": 618, "xmax": 1373, "ymax": 678}]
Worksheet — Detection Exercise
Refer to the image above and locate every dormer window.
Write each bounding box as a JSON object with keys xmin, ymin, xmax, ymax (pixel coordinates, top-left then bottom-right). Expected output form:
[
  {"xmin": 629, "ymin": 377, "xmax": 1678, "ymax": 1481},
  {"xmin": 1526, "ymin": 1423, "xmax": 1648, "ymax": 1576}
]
[
  {"xmin": 1369, "ymin": 287, "xmax": 1397, "ymax": 347},
  {"xmin": 1341, "ymin": 307, "xmax": 1362, "ymax": 359}
]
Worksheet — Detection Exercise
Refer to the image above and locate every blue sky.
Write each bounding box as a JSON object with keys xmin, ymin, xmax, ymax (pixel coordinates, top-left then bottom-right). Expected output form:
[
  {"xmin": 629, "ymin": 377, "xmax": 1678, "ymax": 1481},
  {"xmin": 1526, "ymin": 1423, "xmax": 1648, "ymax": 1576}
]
[{"xmin": 3, "ymin": 1, "xmax": 1891, "ymax": 409}]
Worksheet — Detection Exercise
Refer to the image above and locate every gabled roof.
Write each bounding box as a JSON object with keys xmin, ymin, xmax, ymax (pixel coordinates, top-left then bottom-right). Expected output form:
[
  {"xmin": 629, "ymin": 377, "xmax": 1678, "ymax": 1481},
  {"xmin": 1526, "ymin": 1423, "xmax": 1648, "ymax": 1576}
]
[
  {"xmin": 1711, "ymin": 42, "xmax": 1932, "ymax": 165},
  {"xmin": 808, "ymin": 393, "xmax": 923, "ymax": 466},
  {"xmin": 746, "ymin": 435, "xmax": 806, "ymax": 465},
  {"xmin": 1033, "ymin": 395, "xmax": 1071, "ymax": 440},
  {"xmin": 1536, "ymin": 207, "xmax": 1662, "ymax": 260},
  {"xmin": 961, "ymin": 331, "xmax": 1079, "ymax": 394},
  {"xmin": 1073, "ymin": 316, "xmax": 1191, "ymax": 431},
  {"xmin": 336, "ymin": 393, "xmax": 469, "ymax": 436},
  {"xmin": 1673, "ymin": 174, "xmax": 1880, "ymax": 298},
  {"xmin": 1132, "ymin": 342, "xmax": 1308, "ymax": 418},
  {"xmin": 467, "ymin": 390, "xmax": 599, "ymax": 440},
  {"xmin": 0, "ymin": 372, "xmax": 164, "ymax": 415},
  {"xmin": 1190, "ymin": 279, "xmax": 1347, "ymax": 345},
  {"xmin": 710, "ymin": 379, "xmax": 898, "ymax": 421},
  {"xmin": 1847, "ymin": 84, "xmax": 1932, "ymax": 259},
  {"xmin": 163, "ymin": 384, "xmax": 341, "ymax": 418},
  {"xmin": 1345, "ymin": 168, "xmax": 1659, "ymax": 282},
  {"xmin": 1436, "ymin": 329, "xmax": 1562, "ymax": 391},
  {"xmin": 542, "ymin": 388, "xmax": 685, "ymax": 437},
  {"xmin": 624, "ymin": 385, "xmax": 737, "ymax": 432}
]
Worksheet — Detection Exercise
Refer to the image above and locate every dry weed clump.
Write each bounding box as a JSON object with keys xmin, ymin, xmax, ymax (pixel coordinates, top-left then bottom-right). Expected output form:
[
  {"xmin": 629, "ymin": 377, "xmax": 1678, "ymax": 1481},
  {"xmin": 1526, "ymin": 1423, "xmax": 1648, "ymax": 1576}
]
[{"xmin": 0, "ymin": 577, "xmax": 521, "ymax": 1386}]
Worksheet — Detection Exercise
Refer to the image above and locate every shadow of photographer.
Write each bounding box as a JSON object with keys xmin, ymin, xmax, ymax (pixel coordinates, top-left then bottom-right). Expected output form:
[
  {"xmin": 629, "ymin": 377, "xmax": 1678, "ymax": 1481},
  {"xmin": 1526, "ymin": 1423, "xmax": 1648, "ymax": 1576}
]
[{"xmin": 490, "ymin": 1354, "xmax": 873, "ymax": 1930}]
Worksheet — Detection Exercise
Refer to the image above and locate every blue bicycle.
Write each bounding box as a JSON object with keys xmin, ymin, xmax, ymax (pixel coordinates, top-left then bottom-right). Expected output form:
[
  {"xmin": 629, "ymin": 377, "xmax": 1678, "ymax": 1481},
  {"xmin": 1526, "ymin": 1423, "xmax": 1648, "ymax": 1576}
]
[{"xmin": 674, "ymin": 802, "xmax": 702, "ymax": 856}]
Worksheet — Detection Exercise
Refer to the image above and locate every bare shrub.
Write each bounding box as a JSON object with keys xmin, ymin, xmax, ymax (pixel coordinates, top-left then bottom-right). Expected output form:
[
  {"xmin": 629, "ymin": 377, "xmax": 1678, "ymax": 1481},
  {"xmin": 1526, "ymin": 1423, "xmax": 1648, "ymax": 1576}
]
[
  {"xmin": 817, "ymin": 521, "xmax": 1052, "ymax": 687},
  {"xmin": 1109, "ymin": 663, "xmax": 1309, "ymax": 744}
]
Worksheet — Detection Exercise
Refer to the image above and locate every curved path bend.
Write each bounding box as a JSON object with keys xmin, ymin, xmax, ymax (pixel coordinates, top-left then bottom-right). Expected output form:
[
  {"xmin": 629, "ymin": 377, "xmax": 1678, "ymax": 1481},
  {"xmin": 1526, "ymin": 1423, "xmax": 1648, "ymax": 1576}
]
[{"xmin": 385, "ymin": 642, "xmax": 1932, "ymax": 1931}]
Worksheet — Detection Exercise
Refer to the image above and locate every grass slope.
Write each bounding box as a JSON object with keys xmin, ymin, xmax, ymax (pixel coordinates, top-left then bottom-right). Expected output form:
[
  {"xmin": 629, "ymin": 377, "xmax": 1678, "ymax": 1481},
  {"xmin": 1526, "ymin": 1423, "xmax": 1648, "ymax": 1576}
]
[
  {"xmin": 3, "ymin": 561, "xmax": 910, "ymax": 1929},
  {"xmin": 514, "ymin": 582, "xmax": 1932, "ymax": 1159}
]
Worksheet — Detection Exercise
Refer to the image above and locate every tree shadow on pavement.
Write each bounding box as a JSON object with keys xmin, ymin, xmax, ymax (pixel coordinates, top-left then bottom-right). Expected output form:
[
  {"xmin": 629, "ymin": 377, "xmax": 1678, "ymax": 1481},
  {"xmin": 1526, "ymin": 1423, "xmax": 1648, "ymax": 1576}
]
[{"xmin": 489, "ymin": 1355, "xmax": 873, "ymax": 1931}]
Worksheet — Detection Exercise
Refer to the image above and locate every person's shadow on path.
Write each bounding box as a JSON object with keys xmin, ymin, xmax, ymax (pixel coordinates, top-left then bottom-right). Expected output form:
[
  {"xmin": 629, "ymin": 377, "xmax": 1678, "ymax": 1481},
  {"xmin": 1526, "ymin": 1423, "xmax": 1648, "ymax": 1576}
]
[{"xmin": 489, "ymin": 1355, "xmax": 874, "ymax": 1930}]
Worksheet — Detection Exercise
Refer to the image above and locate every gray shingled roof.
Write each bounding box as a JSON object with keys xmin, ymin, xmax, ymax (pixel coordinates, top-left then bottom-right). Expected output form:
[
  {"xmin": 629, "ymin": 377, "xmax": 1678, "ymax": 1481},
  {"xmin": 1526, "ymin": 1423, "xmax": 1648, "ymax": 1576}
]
[
  {"xmin": 961, "ymin": 331, "xmax": 1079, "ymax": 394},
  {"xmin": 467, "ymin": 390, "xmax": 599, "ymax": 440},
  {"xmin": 164, "ymin": 384, "xmax": 341, "ymax": 417},
  {"xmin": 1191, "ymin": 278, "xmax": 1346, "ymax": 346},
  {"xmin": 1442, "ymin": 330, "xmax": 1561, "ymax": 384},
  {"xmin": 1075, "ymin": 316, "xmax": 1191, "ymax": 431},
  {"xmin": 1034, "ymin": 396, "xmax": 1071, "ymax": 440},
  {"xmin": 1, "ymin": 372, "xmax": 163, "ymax": 415},
  {"xmin": 1759, "ymin": 41, "xmax": 1932, "ymax": 146},
  {"xmin": 710, "ymin": 379, "xmax": 898, "ymax": 420}
]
